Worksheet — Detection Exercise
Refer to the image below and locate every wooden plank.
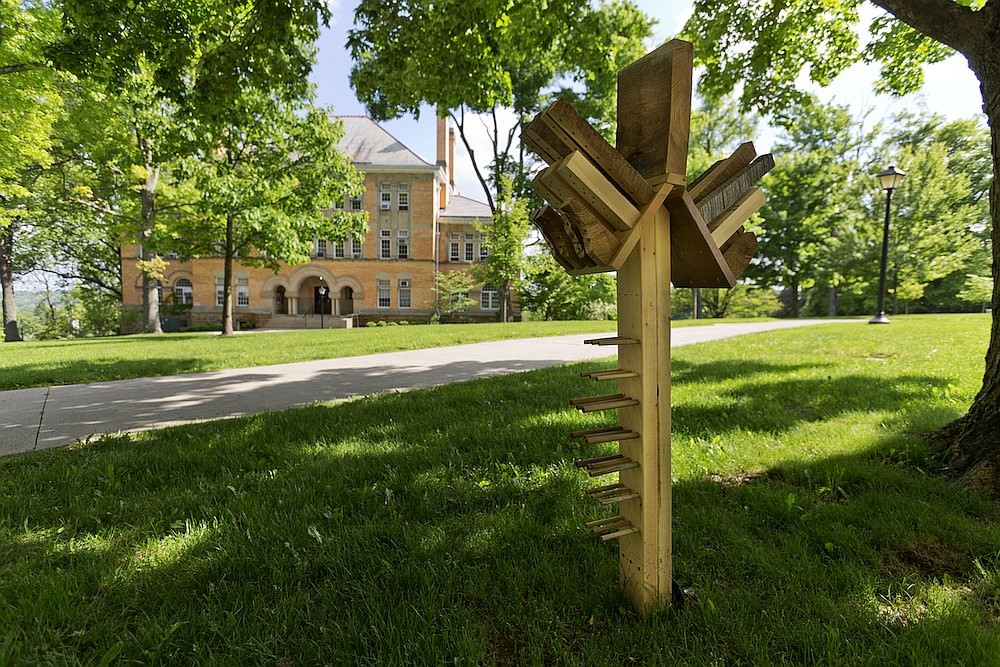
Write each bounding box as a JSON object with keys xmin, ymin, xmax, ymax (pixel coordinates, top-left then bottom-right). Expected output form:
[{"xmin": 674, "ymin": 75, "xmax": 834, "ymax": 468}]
[
  {"xmin": 556, "ymin": 151, "xmax": 638, "ymax": 232},
  {"xmin": 521, "ymin": 124, "xmax": 561, "ymax": 165},
  {"xmin": 583, "ymin": 336, "xmax": 639, "ymax": 346},
  {"xmin": 531, "ymin": 206, "xmax": 589, "ymax": 272},
  {"xmin": 609, "ymin": 182, "xmax": 677, "ymax": 270},
  {"xmin": 588, "ymin": 460, "xmax": 640, "ymax": 476},
  {"xmin": 666, "ymin": 192, "xmax": 736, "ymax": 288},
  {"xmin": 721, "ymin": 229, "xmax": 759, "ymax": 279},
  {"xmin": 616, "ymin": 40, "xmax": 692, "ymax": 180},
  {"xmin": 575, "ymin": 453, "xmax": 627, "ymax": 468},
  {"xmin": 581, "ymin": 368, "xmax": 640, "ymax": 381},
  {"xmin": 688, "ymin": 142, "xmax": 756, "ymax": 202},
  {"xmin": 576, "ymin": 397, "xmax": 640, "ymax": 413},
  {"xmin": 709, "ymin": 187, "xmax": 765, "ymax": 247},
  {"xmin": 600, "ymin": 525, "xmax": 641, "ymax": 541},
  {"xmin": 544, "ymin": 99, "xmax": 654, "ymax": 206},
  {"xmin": 696, "ymin": 154, "xmax": 774, "ymax": 224},
  {"xmin": 524, "ymin": 111, "xmax": 575, "ymax": 164},
  {"xmin": 571, "ymin": 425, "xmax": 624, "ymax": 437},
  {"xmin": 579, "ymin": 429, "xmax": 640, "ymax": 445},
  {"xmin": 571, "ymin": 393, "xmax": 624, "ymax": 406},
  {"xmin": 585, "ymin": 515, "xmax": 628, "ymax": 529}
]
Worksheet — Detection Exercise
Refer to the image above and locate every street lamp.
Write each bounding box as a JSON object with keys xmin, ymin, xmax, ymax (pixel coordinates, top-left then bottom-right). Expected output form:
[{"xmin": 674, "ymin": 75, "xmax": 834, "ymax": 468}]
[
  {"xmin": 870, "ymin": 165, "xmax": 906, "ymax": 324},
  {"xmin": 318, "ymin": 285, "xmax": 328, "ymax": 329}
]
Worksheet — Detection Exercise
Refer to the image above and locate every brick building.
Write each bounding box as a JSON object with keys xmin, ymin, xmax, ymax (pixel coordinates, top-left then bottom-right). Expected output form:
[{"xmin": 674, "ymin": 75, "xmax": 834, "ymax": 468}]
[{"xmin": 120, "ymin": 117, "xmax": 509, "ymax": 329}]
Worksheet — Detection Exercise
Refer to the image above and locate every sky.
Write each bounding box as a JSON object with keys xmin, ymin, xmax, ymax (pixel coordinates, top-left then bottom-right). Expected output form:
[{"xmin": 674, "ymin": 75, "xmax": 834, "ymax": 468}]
[{"xmin": 311, "ymin": 1, "xmax": 985, "ymax": 203}]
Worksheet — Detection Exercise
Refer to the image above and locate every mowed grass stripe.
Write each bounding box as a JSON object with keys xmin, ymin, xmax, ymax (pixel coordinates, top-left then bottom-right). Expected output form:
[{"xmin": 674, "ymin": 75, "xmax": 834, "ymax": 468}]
[{"xmin": 0, "ymin": 314, "xmax": 996, "ymax": 664}]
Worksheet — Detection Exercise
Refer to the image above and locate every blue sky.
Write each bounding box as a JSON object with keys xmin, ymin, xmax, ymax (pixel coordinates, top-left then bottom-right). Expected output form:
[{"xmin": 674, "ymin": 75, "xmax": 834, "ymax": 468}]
[{"xmin": 311, "ymin": 1, "xmax": 984, "ymax": 202}]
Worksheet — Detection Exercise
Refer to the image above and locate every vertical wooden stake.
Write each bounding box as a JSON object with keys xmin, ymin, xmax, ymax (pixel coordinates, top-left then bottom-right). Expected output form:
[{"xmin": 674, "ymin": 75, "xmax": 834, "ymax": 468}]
[{"xmin": 615, "ymin": 205, "xmax": 672, "ymax": 614}]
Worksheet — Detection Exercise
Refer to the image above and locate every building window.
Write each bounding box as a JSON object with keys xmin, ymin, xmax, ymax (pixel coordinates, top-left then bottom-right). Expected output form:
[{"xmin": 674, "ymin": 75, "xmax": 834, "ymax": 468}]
[
  {"xmin": 398, "ymin": 278, "xmax": 411, "ymax": 308},
  {"xmin": 481, "ymin": 284, "xmax": 499, "ymax": 310},
  {"xmin": 352, "ymin": 236, "xmax": 363, "ymax": 258},
  {"xmin": 377, "ymin": 279, "xmax": 390, "ymax": 308},
  {"xmin": 380, "ymin": 229, "xmax": 392, "ymax": 259},
  {"xmin": 449, "ymin": 233, "xmax": 460, "ymax": 262},
  {"xmin": 333, "ymin": 197, "xmax": 345, "ymax": 210},
  {"xmin": 334, "ymin": 240, "xmax": 346, "ymax": 259},
  {"xmin": 350, "ymin": 195, "xmax": 363, "ymax": 212},
  {"xmin": 215, "ymin": 277, "xmax": 225, "ymax": 306},
  {"xmin": 316, "ymin": 238, "xmax": 327, "ymax": 258},
  {"xmin": 397, "ymin": 230, "xmax": 409, "ymax": 260},
  {"xmin": 173, "ymin": 278, "xmax": 193, "ymax": 305},
  {"xmin": 155, "ymin": 281, "xmax": 164, "ymax": 303},
  {"xmin": 464, "ymin": 233, "xmax": 475, "ymax": 262},
  {"xmin": 237, "ymin": 277, "xmax": 250, "ymax": 307},
  {"xmin": 380, "ymin": 183, "xmax": 392, "ymax": 211},
  {"xmin": 398, "ymin": 184, "xmax": 409, "ymax": 211}
]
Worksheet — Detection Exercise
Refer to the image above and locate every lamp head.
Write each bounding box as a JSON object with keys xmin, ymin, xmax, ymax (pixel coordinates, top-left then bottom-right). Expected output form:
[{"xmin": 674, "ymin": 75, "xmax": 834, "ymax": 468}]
[{"xmin": 876, "ymin": 165, "xmax": 906, "ymax": 192}]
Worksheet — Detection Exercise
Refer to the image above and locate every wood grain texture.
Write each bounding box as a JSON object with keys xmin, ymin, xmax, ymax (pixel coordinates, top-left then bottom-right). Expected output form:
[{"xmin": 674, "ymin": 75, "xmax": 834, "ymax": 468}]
[
  {"xmin": 696, "ymin": 154, "xmax": 774, "ymax": 223},
  {"xmin": 666, "ymin": 192, "xmax": 736, "ymax": 288},
  {"xmin": 709, "ymin": 187, "xmax": 765, "ymax": 246},
  {"xmin": 688, "ymin": 142, "xmax": 756, "ymax": 202},
  {"xmin": 616, "ymin": 40, "xmax": 693, "ymax": 180}
]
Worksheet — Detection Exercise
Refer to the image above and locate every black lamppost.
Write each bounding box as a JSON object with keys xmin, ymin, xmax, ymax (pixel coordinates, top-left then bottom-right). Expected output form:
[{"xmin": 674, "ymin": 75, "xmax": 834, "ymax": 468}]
[
  {"xmin": 318, "ymin": 285, "xmax": 328, "ymax": 329},
  {"xmin": 870, "ymin": 165, "xmax": 906, "ymax": 324}
]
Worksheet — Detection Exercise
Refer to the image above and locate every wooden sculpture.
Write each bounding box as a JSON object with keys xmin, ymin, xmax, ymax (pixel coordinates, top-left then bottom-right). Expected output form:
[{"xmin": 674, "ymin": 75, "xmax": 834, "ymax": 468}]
[{"xmin": 522, "ymin": 39, "xmax": 773, "ymax": 616}]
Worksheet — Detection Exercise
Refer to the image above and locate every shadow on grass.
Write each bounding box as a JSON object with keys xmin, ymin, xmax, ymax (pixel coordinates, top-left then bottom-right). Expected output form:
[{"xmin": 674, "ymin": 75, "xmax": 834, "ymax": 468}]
[{"xmin": 1, "ymin": 360, "xmax": 998, "ymax": 664}]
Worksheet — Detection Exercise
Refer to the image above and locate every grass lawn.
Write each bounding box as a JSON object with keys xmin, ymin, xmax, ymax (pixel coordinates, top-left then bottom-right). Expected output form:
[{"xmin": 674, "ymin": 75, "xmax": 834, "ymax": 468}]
[
  {"xmin": 0, "ymin": 320, "xmax": 617, "ymax": 391},
  {"xmin": 0, "ymin": 318, "xmax": 779, "ymax": 391},
  {"xmin": 2, "ymin": 314, "xmax": 996, "ymax": 664}
]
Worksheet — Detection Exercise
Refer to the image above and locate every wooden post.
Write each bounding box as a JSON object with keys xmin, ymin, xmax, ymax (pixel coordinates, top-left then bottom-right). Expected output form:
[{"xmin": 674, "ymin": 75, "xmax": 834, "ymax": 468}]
[
  {"xmin": 522, "ymin": 38, "xmax": 773, "ymax": 617},
  {"xmin": 615, "ymin": 205, "xmax": 672, "ymax": 613}
]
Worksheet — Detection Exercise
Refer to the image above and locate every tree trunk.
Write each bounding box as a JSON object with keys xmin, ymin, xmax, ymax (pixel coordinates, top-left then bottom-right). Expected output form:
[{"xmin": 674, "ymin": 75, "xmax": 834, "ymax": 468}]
[
  {"xmin": 934, "ymin": 47, "xmax": 1000, "ymax": 493},
  {"xmin": 1, "ymin": 220, "xmax": 22, "ymax": 342},
  {"xmin": 789, "ymin": 274, "xmax": 800, "ymax": 318},
  {"xmin": 828, "ymin": 284, "xmax": 838, "ymax": 317},
  {"xmin": 693, "ymin": 288, "xmax": 703, "ymax": 319},
  {"xmin": 222, "ymin": 214, "xmax": 235, "ymax": 336},
  {"xmin": 140, "ymin": 158, "xmax": 162, "ymax": 334},
  {"xmin": 501, "ymin": 279, "xmax": 511, "ymax": 322}
]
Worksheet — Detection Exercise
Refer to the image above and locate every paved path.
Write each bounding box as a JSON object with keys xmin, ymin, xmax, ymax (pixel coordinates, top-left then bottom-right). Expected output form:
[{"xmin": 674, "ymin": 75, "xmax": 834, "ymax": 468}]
[{"xmin": 0, "ymin": 320, "xmax": 848, "ymax": 456}]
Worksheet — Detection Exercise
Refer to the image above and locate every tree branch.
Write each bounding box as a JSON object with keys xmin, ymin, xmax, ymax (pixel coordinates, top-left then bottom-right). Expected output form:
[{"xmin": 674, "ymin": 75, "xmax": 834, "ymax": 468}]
[
  {"xmin": 867, "ymin": 0, "xmax": 981, "ymax": 55},
  {"xmin": 0, "ymin": 62, "xmax": 46, "ymax": 76},
  {"xmin": 450, "ymin": 107, "xmax": 497, "ymax": 213}
]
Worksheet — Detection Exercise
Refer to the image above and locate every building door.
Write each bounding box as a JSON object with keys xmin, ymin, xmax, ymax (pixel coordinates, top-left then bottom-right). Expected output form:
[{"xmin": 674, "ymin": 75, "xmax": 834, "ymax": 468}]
[
  {"xmin": 313, "ymin": 286, "xmax": 332, "ymax": 314},
  {"xmin": 274, "ymin": 286, "xmax": 287, "ymax": 314}
]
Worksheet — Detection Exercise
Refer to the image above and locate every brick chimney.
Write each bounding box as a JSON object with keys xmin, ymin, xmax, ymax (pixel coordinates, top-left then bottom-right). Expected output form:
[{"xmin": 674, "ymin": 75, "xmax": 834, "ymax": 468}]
[{"xmin": 437, "ymin": 115, "xmax": 450, "ymax": 210}]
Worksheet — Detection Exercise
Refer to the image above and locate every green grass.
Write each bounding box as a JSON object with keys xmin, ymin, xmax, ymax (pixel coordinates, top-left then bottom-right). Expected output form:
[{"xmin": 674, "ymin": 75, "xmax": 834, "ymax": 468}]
[
  {"xmin": 0, "ymin": 317, "xmax": 781, "ymax": 391},
  {"xmin": 1, "ymin": 314, "xmax": 996, "ymax": 664},
  {"xmin": 0, "ymin": 320, "xmax": 616, "ymax": 390}
]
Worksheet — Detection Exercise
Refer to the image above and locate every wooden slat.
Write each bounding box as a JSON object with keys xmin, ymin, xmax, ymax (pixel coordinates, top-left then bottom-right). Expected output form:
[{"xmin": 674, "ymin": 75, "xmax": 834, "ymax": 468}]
[
  {"xmin": 666, "ymin": 192, "xmax": 736, "ymax": 288},
  {"xmin": 616, "ymin": 40, "xmax": 692, "ymax": 180},
  {"xmin": 600, "ymin": 524, "xmax": 640, "ymax": 541},
  {"xmin": 544, "ymin": 99, "xmax": 654, "ymax": 206},
  {"xmin": 609, "ymin": 182, "xmax": 677, "ymax": 270},
  {"xmin": 574, "ymin": 427, "xmax": 640, "ymax": 445},
  {"xmin": 587, "ymin": 459, "xmax": 640, "ymax": 476},
  {"xmin": 570, "ymin": 393, "xmax": 624, "ymax": 406},
  {"xmin": 696, "ymin": 154, "xmax": 774, "ymax": 224},
  {"xmin": 576, "ymin": 397, "xmax": 640, "ymax": 413},
  {"xmin": 709, "ymin": 187, "xmax": 765, "ymax": 247},
  {"xmin": 521, "ymin": 124, "xmax": 562, "ymax": 165},
  {"xmin": 575, "ymin": 453, "xmax": 627, "ymax": 468},
  {"xmin": 532, "ymin": 206, "xmax": 589, "ymax": 272},
  {"xmin": 570, "ymin": 425, "xmax": 623, "ymax": 437},
  {"xmin": 524, "ymin": 112, "xmax": 575, "ymax": 165},
  {"xmin": 721, "ymin": 229, "xmax": 759, "ymax": 279},
  {"xmin": 556, "ymin": 151, "xmax": 638, "ymax": 232},
  {"xmin": 581, "ymin": 368, "xmax": 640, "ymax": 381},
  {"xmin": 585, "ymin": 515, "xmax": 629, "ymax": 529},
  {"xmin": 596, "ymin": 491, "xmax": 641, "ymax": 506},
  {"xmin": 586, "ymin": 483, "xmax": 630, "ymax": 498},
  {"xmin": 688, "ymin": 143, "xmax": 756, "ymax": 202},
  {"xmin": 584, "ymin": 336, "xmax": 639, "ymax": 346}
]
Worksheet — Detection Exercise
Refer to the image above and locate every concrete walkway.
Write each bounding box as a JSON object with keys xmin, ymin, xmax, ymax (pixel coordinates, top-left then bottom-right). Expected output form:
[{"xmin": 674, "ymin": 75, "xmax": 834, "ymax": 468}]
[{"xmin": 0, "ymin": 320, "xmax": 847, "ymax": 456}]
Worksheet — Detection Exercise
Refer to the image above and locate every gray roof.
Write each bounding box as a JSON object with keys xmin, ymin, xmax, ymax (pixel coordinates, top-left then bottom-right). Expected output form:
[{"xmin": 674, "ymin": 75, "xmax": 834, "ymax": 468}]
[
  {"xmin": 441, "ymin": 195, "xmax": 493, "ymax": 220},
  {"xmin": 335, "ymin": 116, "xmax": 432, "ymax": 168}
]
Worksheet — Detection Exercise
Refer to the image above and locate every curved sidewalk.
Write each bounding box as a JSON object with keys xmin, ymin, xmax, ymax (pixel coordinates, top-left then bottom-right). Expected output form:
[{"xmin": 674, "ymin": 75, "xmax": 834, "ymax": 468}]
[{"xmin": 0, "ymin": 320, "xmax": 848, "ymax": 456}]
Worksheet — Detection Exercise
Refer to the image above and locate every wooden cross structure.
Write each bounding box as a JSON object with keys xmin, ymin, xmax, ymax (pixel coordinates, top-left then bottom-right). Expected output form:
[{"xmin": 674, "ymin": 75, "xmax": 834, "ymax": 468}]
[{"xmin": 522, "ymin": 39, "xmax": 774, "ymax": 616}]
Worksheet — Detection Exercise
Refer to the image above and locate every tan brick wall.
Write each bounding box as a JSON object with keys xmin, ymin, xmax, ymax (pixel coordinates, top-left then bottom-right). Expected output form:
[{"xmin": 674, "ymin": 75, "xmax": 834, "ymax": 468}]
[{"xmin": 120, "ymin": 166, "xmax": 515, "ymax": 328}]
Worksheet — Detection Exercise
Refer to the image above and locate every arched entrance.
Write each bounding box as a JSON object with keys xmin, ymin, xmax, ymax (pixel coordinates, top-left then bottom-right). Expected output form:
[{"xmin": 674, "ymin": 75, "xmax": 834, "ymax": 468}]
[
  {"xmin": 298, "ymin": 276, "xmax": 333, "ymax": 314},
  {"xmin": 274, "ymin": 286, "xmax": 287, "ymax": 314},
  {"xmin": 339, "ymin": 286, "xmax": 354, "ymax": 315}
]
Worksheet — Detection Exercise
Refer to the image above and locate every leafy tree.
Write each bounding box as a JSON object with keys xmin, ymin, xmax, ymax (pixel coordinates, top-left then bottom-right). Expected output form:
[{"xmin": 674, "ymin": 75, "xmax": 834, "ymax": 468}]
[
  {"xmin": 176, "ymin": 92, "xmax": 364, "ymax": 336},
  {"xmin": 0, "ymin": 1, "xmax": 61, "ymax": 342},
  {"xmin": 348, "ymin": 0, "xmax": 652, "ymax": 208},
  {"xmin": 520, "ymin": 249, "xmax": 616, "ymax": 320},
  {"xmin": 472, "ymin": 183, "xmax": 531, "ymax": 322},
  {"xmin": 433, "ymin": 270, "xmax": 476, "ymax": 320},
  {"xmin": 684, "ymin": 0, "xmax": 1000, "ymax": 482},
  {"xmin": 750, "ymin": 98, "xmax": 867, "ymax": 317},
  {"xmin": 959, "ymin": 274, "xmax": 993, "ymax": 309}
]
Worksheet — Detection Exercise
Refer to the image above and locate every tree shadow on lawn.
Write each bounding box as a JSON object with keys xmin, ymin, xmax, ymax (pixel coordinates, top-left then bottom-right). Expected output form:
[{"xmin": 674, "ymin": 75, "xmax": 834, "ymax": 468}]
[{"xmin": 1, "ymin": 360, "xmax": 998, "ymax": 664}]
